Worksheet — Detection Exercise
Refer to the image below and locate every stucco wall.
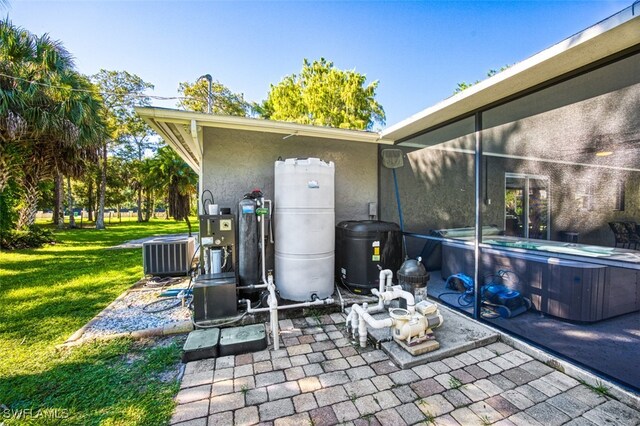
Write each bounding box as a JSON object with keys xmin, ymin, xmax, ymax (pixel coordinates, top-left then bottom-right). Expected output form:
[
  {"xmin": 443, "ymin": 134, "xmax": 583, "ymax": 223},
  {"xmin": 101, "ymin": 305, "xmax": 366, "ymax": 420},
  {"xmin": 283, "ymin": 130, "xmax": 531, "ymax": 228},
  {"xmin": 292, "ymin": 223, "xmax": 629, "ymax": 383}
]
[
  {"xmin": 201, "ymin": 127, "xmax": 378, "ymax": 224},
  {"xmin": 381, "ymin": 52, "xmax": 640, "ymax": 257}
]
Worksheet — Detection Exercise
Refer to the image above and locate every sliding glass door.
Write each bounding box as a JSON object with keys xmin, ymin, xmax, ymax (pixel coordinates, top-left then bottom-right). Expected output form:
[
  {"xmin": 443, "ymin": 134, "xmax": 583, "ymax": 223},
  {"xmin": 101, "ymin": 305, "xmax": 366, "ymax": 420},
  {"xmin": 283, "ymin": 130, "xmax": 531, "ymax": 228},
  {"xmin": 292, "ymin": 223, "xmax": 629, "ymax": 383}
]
[{"xmin": 505, "ymin": 173, "xmax": 550, "ymax": 240}]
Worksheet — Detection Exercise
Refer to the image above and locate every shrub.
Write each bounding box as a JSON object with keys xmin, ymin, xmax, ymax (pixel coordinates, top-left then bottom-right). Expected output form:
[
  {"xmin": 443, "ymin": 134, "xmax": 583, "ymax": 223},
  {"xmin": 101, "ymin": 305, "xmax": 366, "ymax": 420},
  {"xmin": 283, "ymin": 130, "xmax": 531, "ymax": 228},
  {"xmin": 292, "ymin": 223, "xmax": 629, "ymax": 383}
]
[{"xmin": 0, "ymin": 225, "xmax": 56, "ymax": 250}]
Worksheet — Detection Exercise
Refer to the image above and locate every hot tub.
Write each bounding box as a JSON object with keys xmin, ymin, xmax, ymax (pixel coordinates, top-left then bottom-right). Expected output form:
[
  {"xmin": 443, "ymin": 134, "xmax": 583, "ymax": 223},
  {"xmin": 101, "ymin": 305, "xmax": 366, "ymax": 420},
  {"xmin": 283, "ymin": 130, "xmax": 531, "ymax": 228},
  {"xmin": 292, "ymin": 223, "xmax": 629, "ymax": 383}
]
[{"xmin": 441, "ymin": 237, "xmax": 640, "ymax": 322}]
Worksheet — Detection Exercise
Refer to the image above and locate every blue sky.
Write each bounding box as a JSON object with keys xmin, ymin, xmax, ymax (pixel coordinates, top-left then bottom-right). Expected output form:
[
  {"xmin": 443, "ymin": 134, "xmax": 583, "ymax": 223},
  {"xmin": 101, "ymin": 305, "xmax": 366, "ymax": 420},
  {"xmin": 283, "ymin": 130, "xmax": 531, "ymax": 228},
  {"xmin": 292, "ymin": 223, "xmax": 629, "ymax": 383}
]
[{"xmin": 8, "ymin": 0, "xmax": 631, "ymax": 128}]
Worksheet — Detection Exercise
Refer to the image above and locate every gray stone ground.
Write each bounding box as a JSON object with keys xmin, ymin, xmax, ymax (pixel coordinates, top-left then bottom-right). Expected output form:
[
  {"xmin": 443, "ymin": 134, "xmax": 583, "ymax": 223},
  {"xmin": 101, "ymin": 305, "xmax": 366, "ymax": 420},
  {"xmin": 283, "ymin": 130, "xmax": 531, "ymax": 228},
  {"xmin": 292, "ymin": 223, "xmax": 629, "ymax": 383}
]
[{"xmin": 171, "ymin": 314, "xmax": 640, "ymax": 426}]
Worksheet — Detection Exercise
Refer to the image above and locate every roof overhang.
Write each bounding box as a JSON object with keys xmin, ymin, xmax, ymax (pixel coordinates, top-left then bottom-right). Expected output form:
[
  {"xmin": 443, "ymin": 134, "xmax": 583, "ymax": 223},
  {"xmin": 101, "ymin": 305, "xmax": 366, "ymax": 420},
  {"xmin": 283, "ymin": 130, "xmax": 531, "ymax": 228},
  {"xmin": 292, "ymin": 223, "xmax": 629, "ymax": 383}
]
[
  {"xmin": 135, "ymin": 107, "xmax": 394, "ymax": 173},
  {"xmin": 381, "ymin": 5, "xmax": 640, "ymax": 142}
]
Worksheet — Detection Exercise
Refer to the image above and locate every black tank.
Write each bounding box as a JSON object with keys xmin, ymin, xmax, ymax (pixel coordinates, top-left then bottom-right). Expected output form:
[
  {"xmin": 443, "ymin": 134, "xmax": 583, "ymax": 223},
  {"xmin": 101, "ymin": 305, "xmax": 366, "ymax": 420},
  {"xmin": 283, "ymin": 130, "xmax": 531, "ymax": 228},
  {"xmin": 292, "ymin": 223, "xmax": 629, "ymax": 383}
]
[{"xmin": 335, "ymin": 220, "xmax": 402, "ymax": 294}]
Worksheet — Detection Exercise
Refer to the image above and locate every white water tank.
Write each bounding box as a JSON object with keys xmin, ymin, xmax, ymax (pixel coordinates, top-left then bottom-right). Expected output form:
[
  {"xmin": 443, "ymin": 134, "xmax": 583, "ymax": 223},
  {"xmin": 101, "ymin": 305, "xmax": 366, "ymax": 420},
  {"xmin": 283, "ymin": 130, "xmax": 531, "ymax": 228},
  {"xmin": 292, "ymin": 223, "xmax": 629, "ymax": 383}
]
[{"xmin": 274, "ymin": 158, "xmax": 335, "ymax": 301}]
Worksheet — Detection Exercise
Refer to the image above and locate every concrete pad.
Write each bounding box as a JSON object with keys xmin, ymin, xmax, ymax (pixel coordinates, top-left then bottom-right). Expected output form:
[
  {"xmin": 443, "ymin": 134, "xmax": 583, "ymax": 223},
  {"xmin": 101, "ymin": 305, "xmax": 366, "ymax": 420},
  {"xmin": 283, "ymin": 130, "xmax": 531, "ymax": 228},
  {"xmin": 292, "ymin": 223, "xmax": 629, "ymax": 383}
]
[{"xmin": 365, "ymin": 304, "xmax": 498, "ymax": 369}]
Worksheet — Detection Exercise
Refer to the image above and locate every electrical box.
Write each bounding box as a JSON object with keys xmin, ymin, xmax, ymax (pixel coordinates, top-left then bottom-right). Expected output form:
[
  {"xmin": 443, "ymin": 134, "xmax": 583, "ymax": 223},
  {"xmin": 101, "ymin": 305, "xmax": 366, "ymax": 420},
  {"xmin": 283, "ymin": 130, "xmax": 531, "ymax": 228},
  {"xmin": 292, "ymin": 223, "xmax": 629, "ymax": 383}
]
[
  {"xmin": 199, "ymin": 214, "xmax": 236, "ymax": 275},
  {"xmin": 192, "ymin": 272, "xmax": 237, "ymax": 323}
]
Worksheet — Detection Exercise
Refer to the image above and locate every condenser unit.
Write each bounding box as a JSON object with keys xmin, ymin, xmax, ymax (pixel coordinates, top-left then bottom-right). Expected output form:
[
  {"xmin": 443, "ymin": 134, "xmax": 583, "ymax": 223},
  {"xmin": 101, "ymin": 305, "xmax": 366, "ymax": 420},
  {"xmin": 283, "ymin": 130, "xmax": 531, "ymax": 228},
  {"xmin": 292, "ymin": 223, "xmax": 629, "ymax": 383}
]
[{"xmin": 142, "ymin": 236, "xmax": 195, "ymax": 276}]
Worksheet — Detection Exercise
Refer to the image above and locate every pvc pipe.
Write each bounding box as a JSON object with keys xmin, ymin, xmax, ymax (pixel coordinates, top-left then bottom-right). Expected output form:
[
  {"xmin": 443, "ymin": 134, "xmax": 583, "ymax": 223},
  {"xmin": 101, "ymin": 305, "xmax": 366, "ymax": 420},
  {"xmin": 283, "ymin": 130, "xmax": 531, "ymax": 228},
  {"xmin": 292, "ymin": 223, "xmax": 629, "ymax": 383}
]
[
  {"xmin": 245, "ymin": 297, "xmax": 335, "ymax": 314},
  {"xmin": 352, "ymin": 303, "xmax": 395, "ymax": 329}
]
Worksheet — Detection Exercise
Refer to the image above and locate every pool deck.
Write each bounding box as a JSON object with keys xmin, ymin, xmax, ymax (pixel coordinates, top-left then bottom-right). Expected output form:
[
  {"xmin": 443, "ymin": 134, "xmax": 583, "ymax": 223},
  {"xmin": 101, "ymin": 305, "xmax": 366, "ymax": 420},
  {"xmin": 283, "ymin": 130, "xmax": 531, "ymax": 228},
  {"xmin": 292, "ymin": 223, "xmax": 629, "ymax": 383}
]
[{"xmin": 169, "ymin": 312, "xmax": 640, "ymax": 426}]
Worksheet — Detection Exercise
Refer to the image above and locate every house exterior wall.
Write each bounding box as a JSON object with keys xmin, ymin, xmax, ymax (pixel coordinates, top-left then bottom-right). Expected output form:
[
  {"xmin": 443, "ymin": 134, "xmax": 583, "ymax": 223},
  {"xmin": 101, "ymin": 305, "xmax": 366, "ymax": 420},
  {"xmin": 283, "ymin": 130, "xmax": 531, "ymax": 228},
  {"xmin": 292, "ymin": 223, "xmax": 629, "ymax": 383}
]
[
  {"xmin": 201, "ymin": 127, "xmax": 378, "ymax": 224},
  {"xmin": 381, "ymin": 51, "xmax": 640, "ymax": 256}
]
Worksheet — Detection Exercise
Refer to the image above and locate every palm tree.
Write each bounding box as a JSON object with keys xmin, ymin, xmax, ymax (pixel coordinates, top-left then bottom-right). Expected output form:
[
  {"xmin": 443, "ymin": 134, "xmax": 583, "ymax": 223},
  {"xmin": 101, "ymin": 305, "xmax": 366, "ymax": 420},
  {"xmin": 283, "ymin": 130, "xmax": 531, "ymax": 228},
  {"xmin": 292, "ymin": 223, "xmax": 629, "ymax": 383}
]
[
  {"xmin": 150, "ymin": 145, "xmax": 198, "ymax": 235},
  {"xmin": 0, "ymin": 19, "xmax": 106, "ymax": 229}
]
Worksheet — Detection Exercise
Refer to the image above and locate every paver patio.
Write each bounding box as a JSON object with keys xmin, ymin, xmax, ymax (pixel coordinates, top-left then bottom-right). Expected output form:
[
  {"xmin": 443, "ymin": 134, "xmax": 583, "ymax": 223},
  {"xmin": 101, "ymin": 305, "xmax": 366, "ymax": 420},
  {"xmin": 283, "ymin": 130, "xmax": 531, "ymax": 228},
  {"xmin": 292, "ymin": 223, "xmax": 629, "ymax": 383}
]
[{"xmin": 171, "ymin": 314, "xmax": 640, "ymax": 425}]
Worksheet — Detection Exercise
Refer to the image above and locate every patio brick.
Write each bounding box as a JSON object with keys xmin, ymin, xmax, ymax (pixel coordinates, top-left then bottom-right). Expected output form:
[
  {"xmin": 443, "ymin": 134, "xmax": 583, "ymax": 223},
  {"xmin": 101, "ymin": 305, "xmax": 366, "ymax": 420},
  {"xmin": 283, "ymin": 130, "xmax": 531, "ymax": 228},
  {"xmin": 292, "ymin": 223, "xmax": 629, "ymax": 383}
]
[
  {"xmin": 234, "ymin": 364, "xmax": 254, "ymax": 378},
  {"xmin": 306, "ymin": 352, "xmax": 325, "ymax": 363},
  {"xmin": 246, "ymin": 387, "xmax": 268, "ymax": 405},
  {"xmin": 427, "ymin": 360, "xmax": 451, "ymax": 374},
  {"xmin": 477, "ymin": 360, "xmax": 504, "ymax": 374},
  {"xmin": 519, "ymin": 360, "xmax": 554, "ymax": 377},
  {"xmin": 319, "ymin": 371, "xmax": 350, "ymax": 388},
  {"xmin": 355, "ymin": 394, "xmax": 382, "ymax": 415},
  {"xmin": 298, "ymin": 376, "xmax": 322, "ymax": 393},
  {"xmin": 321, "ymin": 358, "xmax": 350, "ymax": 372},
  {"xmin": 464, "ymin": 364, "xmax": 490, "ymax": 380},
  {"xmin": 449, "ymin": 368, "xmax": 475, "ymax": 384},
  {"xmin": 267, "ymin": 381, "xmax": 300, "ymax": 401},
  {"xmin": 215, "ymin": 355, "xmax": 235, "ymax": 369},
  {"xmin": 322, "ymin": 348, "xmax": 341, "ymax": 359},
  {"xmin": 417, "ymin": 394, "xmax": 454, "ymax": 417},
  {"xmin": 339, "ymin": 346, "xmax": 358, "ymax": 357},
  {"xmin": 501, "ymin": 367, "xmax": 537, "ymax": 385},
  {"xmin": 563, "ymin": 417, "xmax": 598, "ymax": 426},
  {"xmin": 314, "ymin": 385, "xmax": 349, "ymax": 407},
  {"xmin": 376, "ymin": 408, "xmax": 407, "ymax": 426},
  {"xmin": 287, "ymin": 344, "xmax": 312, "ymax": 356},
  {"xmin": 271, "ymin": 349, "xmax": 288, "ymax": 359},
  {"xmin": 454, "ymin": 352, "xmax": 478, "ymax": 366},
  {"xmin": 412, "ymin": 364, "xmax": 437, "ymax": 379},
  {"xmin": 171, "ymin": 399, "xmax": 209, "ymax": 424},
  {"xmin": 347, "ymin": 365, "xmax": 376, "ymax": 381},
  {"xmin": 314, "ymin": 332, "xmax": 329, "ymax": 342},
  {"xmin": 486, "ymin": 342, "xmax": 513, "ymax": 355},
  {"xmin": 583, "ymin": 400, "xmax": 640, "ymax": 425},
  {"xmin": 297, "ymin": 334, "xmax": 315, "ymax": 344},
  {"xmin": 235, "ymin": 353, "xmax": 254, "ymax": 366},
  {"xmin": 392, "ymin": 385, "xmax": 418, "ymax": 403},
  {"xmin": 410, "ymin": 378, "xmax": 445, "ymax": 398},
  {"xmin": 347, "ymin": 354, "xmax": 367, "ymax": 367},
  {"xmin": 252, "ymin": 350, "xmax": 271, "ymax": 362},
  {"xmin": 513, "ymin": 384, "xmax": 547, "ymax": 404},
  {"xmin": 371, "ymin": 375, "xmax": 395, "ymax": 391},
  {"xmin": 344, "ymin": 379, "xmax": 376, "ymax": 398},
  {"xmin": 501, "ymin": 389, "xmax": 535, "ymax": 410},
  {"xmin": 467, "ymin": 347, "xmax": 496, "ymax": 362},
  {"xmin": 389, "ymin": 369, "xmax": 420, "ymax": 385},
  {"xmin": 441, "ymin": 356, "xmax": 465, "ymax": 370},
  {"xmin": 176, "ymin": 384, "xmax": 211, "ymax": 404},
  {"xmin": 474, "ymin": 378, "xmax": 504, "ymax": 397},
  {"xmin": 174, "ymin": 417, "xmax": 207, "ymax": 426},
  {"xmin": 361, "ymin": 349, "xmax": 388, "ymax": 363},
  {"xmin": 529, "ymin": 377, "xmax": 562, "ymax": 397},
  {"xmin": 525, "ymin": 402, "xmax": 571, "ymax": 426},
  {"xmin": 274, "ymin": 412, "xmax": 310, "ymax": 426},
  {"xmin": 311, "ymin": 341, "xmax": 335, "ymax": 352},
  {"xmin": 259, "ymin": 398, "xmax": 295, "ymax": 422},
  {"xmin": 433, "ymin": 373, "xmax": 455, "ymax": 389},
  {"xmin": 213, "ymin": 367, "xmax": 233, "ymax": 382},
  {"xmin": 211, "ymin": 379, "xmax": 234, "ymax": 397},
  {"xmin": 255, "ymin": 371, "xmax": 286, "ymax": 388},
  {"xmin": 181, "ymin": 371, "xmax": 214, "ymax": 389},
  {"xmin": 210, "ymin": 392, "xmax": 244, "ymax": 414},
  {"xmin": 284, "ymin": 366, "xmax": 305, "ymax": 381},
  {"xmin": 332, "ymin": 400, "xmax": 360, "ymax": 422},
  {"xmin": 565, "ymin": 384, "xmax": 608, "ymax": 407},
  {"xmin": 501, "ymin": 350, "xmax": 533, "ymax": 366},
  {"xmin": 508, "ymin": 411, "xmax": 544, "ymax": 426},
  {"xmin": 442, "ymin": 389, "xmax": 472, "ymax": 408},
  {"xmin": 271, "ymin": 357, "xmax": 292, "ymax": 370},
  {"xmin": 450, "ymin": 406, "xmax": 483, "ymax": 425},
  {"xmin": 459, "ymin": 383, "xmax": 489, "ymax": 402},
  {"xmin": 308, "ymin": 406, "xmax": 339, "ymax": 426},
  {"xmin": 373, "ymin": 390, "xmax": 401, "ymax": 409},
  {"xmin": 184, "ymin": 358, "xmax": 216, "ymax": 376},
  {"xmin": 432, "ymin": 414, "xmax": 459, "ymax": 426},
  {"xmin": 302, "ymin": 363, "xmax": 323, "ymax": 377},
  {"xmin": 542, "ymin": 371, "xmax": 580, "ymax": 391},
  {"xmin": 207, "ymin": 411, "xmax": 232, "ymax": 426},
  {"xmin": 289, "ymin": 354, "xmax": 308, "ymax": 366},
  {"xmin": 485, "ymin": 395, "xmax": 520, "ymax": 417},
  {"xmin": 396, "ymin": 402, "xmax": 426, "ymax": 425},
  {"xmin": 254, "ymin": 360, "xmax": 273, "ymax": 374},
  {"xmin": 327, "ymin": 330, "xmax": 344, "ymax": 340},
  {"xmin": 546, "ymin": 393, "xmax": 590, "ymax": 418},
  {"xmin": 282, "ymin": 337, "xmax": 299, "ymax": 347},
  {"xmin": 234, "ymin": 406, "xmax": 259, "ymax": 426},
  {"xmin": 469, "ymin": 400, "xmax": 504, "ymax": 423},
  {"xmin": 488, "ymin": 373, "xmax": 517, "ymax": 391},
  {"xmin": 492, "ymin": 355, "xmax": 518, "ymax": 371},
  {"xmin": 293, "ymin": 392, "xmax": 318, "ymax": 412},
  {"xmin": 371, "ymin": 360, "xmax": 400, "ymax": 375}
]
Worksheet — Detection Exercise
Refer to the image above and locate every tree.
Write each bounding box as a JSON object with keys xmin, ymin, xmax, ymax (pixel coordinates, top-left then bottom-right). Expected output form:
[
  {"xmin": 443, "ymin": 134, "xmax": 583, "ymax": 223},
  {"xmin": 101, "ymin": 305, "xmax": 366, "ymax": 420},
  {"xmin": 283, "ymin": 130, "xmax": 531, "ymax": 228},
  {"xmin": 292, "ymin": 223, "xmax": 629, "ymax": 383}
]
[
  {"xmin": 0, "ymin": 19, "xmax": 105, "ymax": 229},
  {"xmin": 177, "ymin": 78, "xmax": 248, "ymax": 116},
  {"xmin": 149, "ymin": 145, "xmax": 198, "ymax": 235},
  {"xmin": 92, "ymin": 70, "xmax": 155, "ymax": 227},
  {"xmin": 454, "ymin": 65, "xmax": 512, "ymax": 94},
  {"xmin": 258, "ymin": 58, "xmax": 385, "ymax": 131}
]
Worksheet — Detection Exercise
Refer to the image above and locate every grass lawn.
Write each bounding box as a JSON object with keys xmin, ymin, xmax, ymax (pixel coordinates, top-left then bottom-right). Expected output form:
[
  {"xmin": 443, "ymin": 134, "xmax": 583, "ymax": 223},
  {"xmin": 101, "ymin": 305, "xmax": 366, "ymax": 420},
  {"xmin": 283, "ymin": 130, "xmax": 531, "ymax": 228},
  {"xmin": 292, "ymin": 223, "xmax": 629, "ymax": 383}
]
[{"xmin": 0, "ymin": 219, "xmax": 194, "ymax": 425}]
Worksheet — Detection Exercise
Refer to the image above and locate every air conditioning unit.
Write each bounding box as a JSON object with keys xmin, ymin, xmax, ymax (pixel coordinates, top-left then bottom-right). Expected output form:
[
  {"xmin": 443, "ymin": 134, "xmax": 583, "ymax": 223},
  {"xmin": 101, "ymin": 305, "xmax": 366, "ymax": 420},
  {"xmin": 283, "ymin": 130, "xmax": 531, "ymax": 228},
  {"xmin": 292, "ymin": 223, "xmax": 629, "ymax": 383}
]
[{"xmin": 143, "ymin": 236, "xmax": 195, "ymax": 276}]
